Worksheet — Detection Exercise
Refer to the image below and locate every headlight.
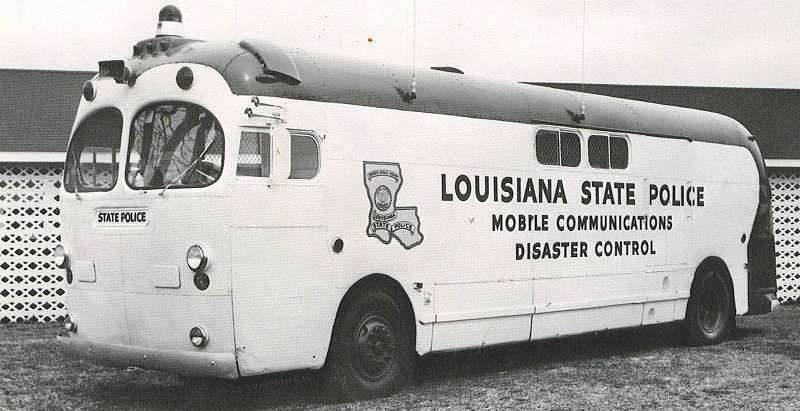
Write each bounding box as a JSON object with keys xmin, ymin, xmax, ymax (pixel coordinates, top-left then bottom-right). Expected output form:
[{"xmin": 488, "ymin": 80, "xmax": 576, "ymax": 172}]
[
  {"xmin": 189, "ymin": 326, "xmax": 209, "ymax": 347},
  {"xmin": 186, "ymin": 245, "xmax": 207, "ymax": 272},
  {"xmin": 54, "ymin": 245, "xmax": 69, "ymax": 269}
]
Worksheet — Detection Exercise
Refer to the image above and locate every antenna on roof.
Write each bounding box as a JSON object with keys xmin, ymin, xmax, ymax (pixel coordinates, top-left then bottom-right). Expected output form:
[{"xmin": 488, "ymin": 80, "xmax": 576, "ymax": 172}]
[
  {"xmin": 577, "ymin": 0, "xmax": 587, "ymax": 121},
  {"xmin": 156, "ymin": 5, "xmax": 183, "ymax": 37},
  {"xmin": 407, "ymin": 0, "xmax": 418, "ymax": 103}
]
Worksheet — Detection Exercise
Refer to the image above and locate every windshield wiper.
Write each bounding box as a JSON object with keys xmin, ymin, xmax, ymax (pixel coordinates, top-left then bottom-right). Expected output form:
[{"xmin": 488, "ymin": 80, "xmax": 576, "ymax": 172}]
[
  {"xmin": 69, "ymin": 149, "xmax": 82, "ymax": 200},
  {"xmin": 159, "ymin": 137, "xmax": 217, "ymax": 196}
]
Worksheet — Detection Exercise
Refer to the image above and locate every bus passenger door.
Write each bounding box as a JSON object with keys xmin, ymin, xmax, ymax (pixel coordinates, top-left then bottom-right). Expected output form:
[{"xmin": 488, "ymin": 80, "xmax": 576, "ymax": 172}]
[{"xmin": 228, "ymin": 126, "xmax": 334, "ymax": 375}]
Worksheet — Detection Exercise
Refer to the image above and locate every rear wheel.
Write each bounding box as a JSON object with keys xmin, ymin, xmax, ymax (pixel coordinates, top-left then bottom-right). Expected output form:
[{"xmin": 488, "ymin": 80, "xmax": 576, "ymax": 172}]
[
  {"xmin": 325, "ymin": 291, "xmax": 414, "ymax": 399},
  {"xmin": 685, "ymin": 268, "xmax": 733, "ymax": 345}
]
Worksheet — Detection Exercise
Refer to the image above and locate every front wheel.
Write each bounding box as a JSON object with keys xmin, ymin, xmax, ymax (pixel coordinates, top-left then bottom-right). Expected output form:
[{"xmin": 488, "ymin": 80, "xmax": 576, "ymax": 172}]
[
  {"xmin": 325, "ymin": 291, "xmax": 414, "ymax": 400},
  {"xmin": 685, "ymin": 268, "xmax": 734, "ymax": 345}
]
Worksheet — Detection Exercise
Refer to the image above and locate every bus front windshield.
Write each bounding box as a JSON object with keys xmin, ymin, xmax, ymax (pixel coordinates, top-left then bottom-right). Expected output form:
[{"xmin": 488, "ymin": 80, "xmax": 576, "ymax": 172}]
[{"xmin": 126, "ymin": 102, "xmax": 224, "ymax": 190}]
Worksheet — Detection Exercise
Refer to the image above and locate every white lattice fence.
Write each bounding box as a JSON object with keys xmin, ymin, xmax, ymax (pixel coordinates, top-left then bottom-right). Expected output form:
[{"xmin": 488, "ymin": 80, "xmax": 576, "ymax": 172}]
[
  {"xmin": 770, "ymin": 167, "xmax": 800, "ymax": 303},
  {"xmin": 0, "ymin": 162, "xmax": 796, "ymax": 325},
  {"xmin": 0, "ymin": 163, "xmax": 65, "ymax": 323}
]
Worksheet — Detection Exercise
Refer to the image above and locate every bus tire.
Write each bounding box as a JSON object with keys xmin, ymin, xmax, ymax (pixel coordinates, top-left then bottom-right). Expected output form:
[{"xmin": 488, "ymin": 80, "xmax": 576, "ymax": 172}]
[
  {"xmin": 325, "ymin": 291, "xmax": 414, "ymax": 399},
  {"xmin": 684, "ymin": 268, "xmax": 734, "ymax": 345}
]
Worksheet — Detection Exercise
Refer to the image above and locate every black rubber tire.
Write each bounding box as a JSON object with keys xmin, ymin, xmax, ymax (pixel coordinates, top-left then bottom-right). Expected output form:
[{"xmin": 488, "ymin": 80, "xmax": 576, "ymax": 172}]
[
  {"xmin": 685, "ymin": 268, "xmax": 734, "ymax": 345},
  {"xmin": 325, "ymin": 291, "xmax": 414, "ymax": 400}
]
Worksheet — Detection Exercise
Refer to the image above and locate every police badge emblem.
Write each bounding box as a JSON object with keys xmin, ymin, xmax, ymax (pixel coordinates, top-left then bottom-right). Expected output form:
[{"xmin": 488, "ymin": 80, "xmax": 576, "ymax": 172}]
[{"xmin": 363, "ymin": 162, "xmax": 423, "ymax": 249}]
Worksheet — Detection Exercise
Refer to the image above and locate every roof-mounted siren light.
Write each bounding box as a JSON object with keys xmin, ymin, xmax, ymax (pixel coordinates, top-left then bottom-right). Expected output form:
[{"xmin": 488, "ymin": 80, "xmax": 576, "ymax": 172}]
[{"xmin": 156, "ymin": 5, "xmax": 183, "ymax": 37}]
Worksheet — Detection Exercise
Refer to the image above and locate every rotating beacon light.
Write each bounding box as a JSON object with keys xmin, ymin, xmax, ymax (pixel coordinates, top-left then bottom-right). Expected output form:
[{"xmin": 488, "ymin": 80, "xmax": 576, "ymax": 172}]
[{"xmin": 156, "ymin": 5, "xmax": 183, "ymax": 37}]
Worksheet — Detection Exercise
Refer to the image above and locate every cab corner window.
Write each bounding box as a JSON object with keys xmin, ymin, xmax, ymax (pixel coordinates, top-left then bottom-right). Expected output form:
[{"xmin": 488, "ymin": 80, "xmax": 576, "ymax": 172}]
[
  {"xmin": 64, "ymin": 107, "xmax": 123, "ymax": 193},
  {"xmin": 126, "ymin": 102, "xmax": 224, "ymax": 190},
  {"xmin": 237, "ymin": 132, "xmax": 271, "ymax": 177},
  {"xmin": 288, "ymin": 131, "xmax": 320, "ymax": 179},
  {"xmin": 536, "ymin": 129, "xmax": 580, "ymax": 167}
]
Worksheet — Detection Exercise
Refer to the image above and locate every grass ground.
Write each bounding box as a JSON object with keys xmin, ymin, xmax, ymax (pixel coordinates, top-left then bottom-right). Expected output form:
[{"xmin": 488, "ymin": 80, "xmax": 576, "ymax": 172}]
[{"xmin": 1, "ymin": 306, "xmax": 799, "ymax": 410}]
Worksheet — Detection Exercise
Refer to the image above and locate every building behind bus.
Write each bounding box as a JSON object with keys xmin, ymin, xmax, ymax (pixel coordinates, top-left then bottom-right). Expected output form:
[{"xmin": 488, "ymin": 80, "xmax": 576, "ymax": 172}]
[{"xmin": 6, "ymin": 75, "xmax": 798, "ymax": 324}]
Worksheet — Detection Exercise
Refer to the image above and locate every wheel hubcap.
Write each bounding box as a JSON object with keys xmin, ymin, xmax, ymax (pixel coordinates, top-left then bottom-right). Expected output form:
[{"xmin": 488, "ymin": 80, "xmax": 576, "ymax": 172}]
[
  {"xmin": 698, "ymin": 274, "xmax": 724, "ymax": 333},
  {"xmin": 353, "ymin": 314, "xmax": 396, "ymax": 381}
]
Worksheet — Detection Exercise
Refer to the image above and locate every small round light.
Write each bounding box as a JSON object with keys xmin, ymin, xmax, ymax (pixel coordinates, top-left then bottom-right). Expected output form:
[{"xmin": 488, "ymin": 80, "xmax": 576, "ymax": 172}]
[
  {"xmin": 64, "ymin": 314, "xmax": 77, "ymax": 333},
  {"xmin": 176, "ymin": 67, "xmax": 193, "ymax": 90},
  {"xmin": 332, "ymin": 238, "xmax": 344, "ymax": 254},
  {"xmin": 82, "ymin": 80, "xmax": 96, "ymax": 101},
  {"xmin": 186, "ymin": 245, "xmax": 207, "ymax": 272},
  {"xmin": 194, "ymin": 272, "xmax": 210, "ymax": 291},
  {"xmin": 189, "ymin": 327, "xmax": 209, "ymax": 347},
  {"xmin": 54, "ymin": 245, "xmax": 69, "ymax": 269}
]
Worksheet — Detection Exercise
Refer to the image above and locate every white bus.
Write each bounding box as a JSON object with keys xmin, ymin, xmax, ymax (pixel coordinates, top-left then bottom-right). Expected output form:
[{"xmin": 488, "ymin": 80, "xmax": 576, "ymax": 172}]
[{"xmin": 57, "ymin": 7, "xmax": 777, "ymax": 399}]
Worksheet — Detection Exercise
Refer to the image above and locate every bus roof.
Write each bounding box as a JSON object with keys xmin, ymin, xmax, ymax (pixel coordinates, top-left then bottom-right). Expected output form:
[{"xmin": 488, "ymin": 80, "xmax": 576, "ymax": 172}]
[{"xmin": 125, "ymin": 37, "xmax": 753, "ymax": 147}]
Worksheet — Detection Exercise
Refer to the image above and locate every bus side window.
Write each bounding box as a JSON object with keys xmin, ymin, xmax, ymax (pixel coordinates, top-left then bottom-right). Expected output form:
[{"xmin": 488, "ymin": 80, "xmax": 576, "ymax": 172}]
[
  {"xmin": 288, "ymin": 132, "xmax": 320, "ymax": 179},
  {"xmin": 589, "ymin": 135, "xmax": 629, "ymax": 170},
  {"xmin": 535, "ymin": 129, "xmax": 581, "ymax": 167},
  {"xmin": 237, "ymin": 131, "xmax": 271, "ymax": 177},
  {"xmin": 588, "ymin": 135, "xmax": 610, "ymax": 169},
  {"xmin": 610, "ymin": 136, "xmax": 629, "ymax": 169},
  {"xmin": 560, "ymin": 132, "xmax": 581, "ymax": 167},
  {"xmin": 535, "ymin": 129, "xmax": 560, "ymax": 165}
]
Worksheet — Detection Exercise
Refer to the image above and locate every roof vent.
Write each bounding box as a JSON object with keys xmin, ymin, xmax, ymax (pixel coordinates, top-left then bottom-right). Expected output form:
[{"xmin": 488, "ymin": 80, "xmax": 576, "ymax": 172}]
[
  {"xmin": 431, "ymin": 66, "xmax": 464, "ymax": 74},
  {"xmin": 156, "ymin": 5, "xmax": 183, "ymax": 37},
  {"xmin": 239, "ymin": 40, "xmax": 302, "ymax": 86}
]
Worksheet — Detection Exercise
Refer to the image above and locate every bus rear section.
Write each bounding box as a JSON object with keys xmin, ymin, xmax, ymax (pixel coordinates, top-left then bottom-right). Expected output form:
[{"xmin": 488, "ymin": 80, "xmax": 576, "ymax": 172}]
[
  {"xmin": 57, "ymin": 93, "xmax": 238, "ymax": 378},
  {"xmin": 743, "ymin": 139, "xmax": 779, "ymax": 315}
]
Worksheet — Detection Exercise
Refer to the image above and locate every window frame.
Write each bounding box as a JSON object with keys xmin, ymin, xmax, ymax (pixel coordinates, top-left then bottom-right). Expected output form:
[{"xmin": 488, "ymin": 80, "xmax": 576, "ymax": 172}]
[
  {"xmin": 559, "ymin": 131, "xmax": 582, "ymax": 168},
  {"xmin": 124, "ymin": 101, "xmax": 226, "ymax": 191},
  {"xmin": 236, "ymin": 130, "xmax": 272, "ymax": 178},
  {"xmin": 233, "ymin": 128, "xmax": 322, "ymax": 182},
  {"xmin": 609, "ymin": 135, "xmax": 630, "ymax": 170},
  {"xmin": 64, "ymin": 107, "xmax": 123, "ymax": 193},
  {"xmin": 587, "ymin": 133, "xmax": 630, "ymax": 171},
  {"xmin": 534, "ymin": 127, "xmax": 583, "ymax": 168},
  {"xmin": 287, "ymin": 129, "xmax": 322, "ymax": 180}
]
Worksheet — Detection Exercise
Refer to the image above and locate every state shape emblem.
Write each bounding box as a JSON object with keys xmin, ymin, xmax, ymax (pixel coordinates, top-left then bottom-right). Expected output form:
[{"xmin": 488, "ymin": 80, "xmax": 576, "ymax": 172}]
[{"xmin": 363, "ymin": 161, "xmax": 424, "ymax": 249}]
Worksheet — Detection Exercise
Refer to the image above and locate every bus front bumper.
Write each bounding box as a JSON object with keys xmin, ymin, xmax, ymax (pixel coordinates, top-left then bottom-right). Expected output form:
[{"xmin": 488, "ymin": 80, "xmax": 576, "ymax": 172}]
[{"xmin": 57, "ymin": 334, "xmax": 239, "ymax": 379}]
